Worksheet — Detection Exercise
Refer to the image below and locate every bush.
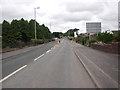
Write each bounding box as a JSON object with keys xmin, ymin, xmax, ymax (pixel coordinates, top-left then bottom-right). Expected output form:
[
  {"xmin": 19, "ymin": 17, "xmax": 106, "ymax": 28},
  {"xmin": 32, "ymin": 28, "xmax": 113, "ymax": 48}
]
[
  {"xmin": 43, "ymin": 39, "xmax": 50, "ymax": 43},
  {"xmin": 68, "ymin": 37, "xmax": 74, "ymax": 40},
  {"xmin": 75, "ymin": 37, "xmax": 82, "ymax": 43},
  {"xmin": 75, "ymin": 36, "xmax": 89, "ymax": 45},
  {"xmin": 89, "ymin": 38, "xmax": 97, "ymax": 43},
  {"xmin": 88, "ymin": 38, "xmax": 97, "ymax": 47},
  {"xmin": 31, "ymin": 39, "xmax": 44, "ymax": 45},
  {"xmin": 96, "ymin": 32, "xmax": 113, "ymax": 43},
  {"xmin": 113, "ymin": 32, "xmax": 120, "ymax": 42}
]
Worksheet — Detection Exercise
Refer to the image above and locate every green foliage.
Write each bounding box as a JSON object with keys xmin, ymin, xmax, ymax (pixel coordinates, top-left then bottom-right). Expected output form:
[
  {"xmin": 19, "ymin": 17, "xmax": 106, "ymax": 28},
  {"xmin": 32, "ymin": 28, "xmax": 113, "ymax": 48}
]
[
  {"xmin": 68, "ymin": 37, "xmax": 74, "ymax": 40},
  {"xmin": 64, "ymin": 28, "xmax": 79, "ymax": 37},
  {"xmin": 113, "ymin": 31, "xmax": 120, "ymax": 42},
  {"xmin": 2, "ymin": 18, "xmax": 52, "ymax": 48},
  {"xmin": 2, "ymin": 20, "xmax": 17, "ymax": 48},
  {"xmin": 96, "ymin": 32, "xmax": 113, "ymax": 43},
  {"xmin": 28, "ymin": 19, "xmax": 35, "ymax": 39},
  {"xmin": 89, "ymin": 38, "xmax": 97, "ymax": 43},
  {"xmin": 65, "ymin": 29, "xmax": 74, "ymax": 37},
  {"xmin": 75, "ymin": 31, "xmax": 119, "ymax": 47},
  {"xmin": 0, "ymin": 23, "xmax": 2, "ymax": 36},
  {"xmin": 37, "ymin": 24, "xmax": 51, "ymax": 39},
  {"xmin": 31, "ymin": 39, "xmax": 44, "ymax": 45},
  {"xmin": 75, "ymin": 36, "xmax": 89, "ymax": 45},
  {"xmin": 52, "ymin": 32, "xmax": 63, "ymax": 38},
  {"xmin": 88, "ymin": 38, "xmax": 97, "ymax": 47}
]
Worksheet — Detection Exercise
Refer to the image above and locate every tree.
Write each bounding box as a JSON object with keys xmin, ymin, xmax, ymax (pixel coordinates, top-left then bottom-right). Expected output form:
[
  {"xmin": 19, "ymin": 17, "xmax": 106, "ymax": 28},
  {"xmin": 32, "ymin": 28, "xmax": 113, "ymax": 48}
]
[
  {"xmin": 2, "ymin": 20, "xmax": 17, "ymax": 48},
  {"xmin": 2, "ymin": 18, "xmax": 53, "ymax": 48},
  {"xmin": 65, "ymin": 29, "xmax": 74, "ymax": 37},
  {"xmin": 73, "ymin": 28, "xmax": 79, "ymax": 36},
  {"xmin": 113, "ymin": 31, "xmax": 120, "ymax": 42},
  {"xmin": 28, "ymin": 19, "xmax": 35, "ymax": 39},
  {"xmin": 52, "ymin": 32, "xmax": 63, "ymax": 38},
  {"xmin": 18, "ymin": 18, "xmax": 30, "ymax": 42},
  {"xmin": 11, "ymin": 19, "xmax": 21, "ymax": 40}
]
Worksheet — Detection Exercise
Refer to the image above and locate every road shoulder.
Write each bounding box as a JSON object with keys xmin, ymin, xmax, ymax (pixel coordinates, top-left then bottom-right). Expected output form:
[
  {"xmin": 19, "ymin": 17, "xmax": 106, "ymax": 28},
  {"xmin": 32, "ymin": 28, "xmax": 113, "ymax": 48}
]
[{"xmin": 72, "ymin": 41, "xmax": 118, "ymax": 88}]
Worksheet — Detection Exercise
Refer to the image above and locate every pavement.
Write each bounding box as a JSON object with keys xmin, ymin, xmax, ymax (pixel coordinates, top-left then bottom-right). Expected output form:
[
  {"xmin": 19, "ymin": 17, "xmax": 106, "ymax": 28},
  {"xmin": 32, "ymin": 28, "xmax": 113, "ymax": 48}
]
[{"xmin": 1, "ymin": 38, "xmax": 119, "ymax": 88}]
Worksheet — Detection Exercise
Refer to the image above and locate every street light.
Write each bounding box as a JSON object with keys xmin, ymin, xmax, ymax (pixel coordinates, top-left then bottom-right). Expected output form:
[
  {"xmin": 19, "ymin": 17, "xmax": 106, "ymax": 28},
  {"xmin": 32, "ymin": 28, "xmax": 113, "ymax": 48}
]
[{"xmin": 34, "ymin": 7, "xmax": 40, "ymax": 40}]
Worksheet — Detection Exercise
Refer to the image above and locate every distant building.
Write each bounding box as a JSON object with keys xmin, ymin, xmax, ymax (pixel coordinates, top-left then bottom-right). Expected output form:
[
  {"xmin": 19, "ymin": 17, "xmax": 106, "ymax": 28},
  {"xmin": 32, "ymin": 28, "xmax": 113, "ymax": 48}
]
[
  {"xmin": 86, "ymin": 22, "xmax": 101, "ymax": 34},
  {"xmin": 118, "ymin": 1, "xmax": 120, "ymax": 30}
]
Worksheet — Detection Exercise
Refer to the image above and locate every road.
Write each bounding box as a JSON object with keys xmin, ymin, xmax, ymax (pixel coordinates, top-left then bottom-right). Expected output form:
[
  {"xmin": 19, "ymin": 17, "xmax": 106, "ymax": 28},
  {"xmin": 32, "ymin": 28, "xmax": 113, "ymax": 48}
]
[
  {"xmin": 1, "ymin": 38, "xmax": 119, "ymax": 88},
  {"xmin": 2, "ymin": 41, "xmax": 57, "ymax": 78},
  {"xmin": 73, "ymin": 41, "xmax": 119, "ymax": 88}
]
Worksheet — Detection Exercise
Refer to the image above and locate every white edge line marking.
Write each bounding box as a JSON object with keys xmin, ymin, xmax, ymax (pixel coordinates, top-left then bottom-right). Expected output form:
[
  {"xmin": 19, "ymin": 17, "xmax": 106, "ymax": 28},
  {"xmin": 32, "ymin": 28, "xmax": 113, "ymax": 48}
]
[
  {"xmin": 34, "ymin": 54, "xmax": 45, "ymax": 61},
  {"xmin": 0, "ymin": 65, "xmax": 27, "ymax": 83}
]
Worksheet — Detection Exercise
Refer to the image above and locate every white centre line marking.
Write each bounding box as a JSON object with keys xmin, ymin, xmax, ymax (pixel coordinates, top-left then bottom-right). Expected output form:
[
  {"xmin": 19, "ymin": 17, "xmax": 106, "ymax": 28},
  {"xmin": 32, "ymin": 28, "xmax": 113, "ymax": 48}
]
[
  {"xmin": 0, "ymin": 65, "xmax": 27, "ymax": 83},
  {"xmin": 0, "ymin": 47, "xmax": 55, "ymax": 83},
  {"xmin": 46, "ymin": 50, "xmax": 51, "ymax": 53},
  {"xmin": 34, "ymin": 54, "xmax": 45, "ymax": 61}
]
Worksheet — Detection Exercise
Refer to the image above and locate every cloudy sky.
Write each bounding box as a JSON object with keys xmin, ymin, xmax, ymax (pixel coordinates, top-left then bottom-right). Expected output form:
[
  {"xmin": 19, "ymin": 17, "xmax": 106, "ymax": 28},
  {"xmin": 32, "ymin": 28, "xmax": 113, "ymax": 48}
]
[{"xmin": 0, "ymin": 0, "xmax": 119, "ymax": 33}]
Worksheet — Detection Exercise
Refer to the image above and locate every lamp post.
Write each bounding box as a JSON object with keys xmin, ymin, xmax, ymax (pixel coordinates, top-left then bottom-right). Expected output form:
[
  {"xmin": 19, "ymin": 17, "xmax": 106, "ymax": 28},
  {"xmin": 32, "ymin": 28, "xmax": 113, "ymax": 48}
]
[{"xmin": 34, "ymin": 7, "xmax": 40, "ymax": 40}]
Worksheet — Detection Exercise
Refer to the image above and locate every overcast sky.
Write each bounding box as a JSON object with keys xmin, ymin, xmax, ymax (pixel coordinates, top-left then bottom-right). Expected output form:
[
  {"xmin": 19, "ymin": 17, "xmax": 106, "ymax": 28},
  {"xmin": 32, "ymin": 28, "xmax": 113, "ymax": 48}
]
[{"xmin": 0, "ymin": 0, "xmax": 119, "ymax": 33}]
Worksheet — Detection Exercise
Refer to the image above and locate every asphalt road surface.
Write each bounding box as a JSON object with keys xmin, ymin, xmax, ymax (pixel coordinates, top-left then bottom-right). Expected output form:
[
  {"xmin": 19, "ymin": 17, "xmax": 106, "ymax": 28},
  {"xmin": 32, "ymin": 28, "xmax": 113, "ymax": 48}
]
[
  {"xmin": 2, "ymin": 41, "xmax": 57, "ymax": 78},
  {"xmin": 73, "ymin": 41, "xmax": 118, "ymax": 88},
  {"xmin": 2, "ymin": 38, "xmax": 119, "ymax": 88}
]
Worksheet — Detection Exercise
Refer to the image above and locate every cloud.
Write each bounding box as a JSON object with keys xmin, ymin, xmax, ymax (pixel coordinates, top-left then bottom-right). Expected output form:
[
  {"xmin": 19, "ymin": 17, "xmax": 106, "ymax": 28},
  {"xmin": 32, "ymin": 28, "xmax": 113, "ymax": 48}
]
[
  {"xmin": 0, "ymin": 0, "xmax": 119, "ymax": 33},
  {"xmin": 98, "ymin": 1, "xmax": 118, "ymax": 31},
  {"xmin": 65, "ymin": 1, "xmax": 105, "ymax": 14},
  {"xmin": 52, "ymin": 11, "xmax": 93, "ymax": 22}
]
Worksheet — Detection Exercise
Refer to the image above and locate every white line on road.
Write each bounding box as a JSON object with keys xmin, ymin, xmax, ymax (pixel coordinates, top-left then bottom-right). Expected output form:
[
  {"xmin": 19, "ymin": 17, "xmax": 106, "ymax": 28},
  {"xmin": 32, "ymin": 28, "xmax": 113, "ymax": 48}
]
[
  {"xmin": 0, "ymin": 46, "xmax": 55, "ymax": 83},
  {"xmin": 34, "ymin": 47, "xmax": 54, "ymax": 61},
  {"xmin": 46, "ymin": 50, "xmax": 51, "ymax": 53},
  {"xmin": 0, "ymin": 65, "xmax": 27, "ymax": 83},
  {"xmin": 34, "ymin": 54, "xmax": 45, "ymax": 61}
]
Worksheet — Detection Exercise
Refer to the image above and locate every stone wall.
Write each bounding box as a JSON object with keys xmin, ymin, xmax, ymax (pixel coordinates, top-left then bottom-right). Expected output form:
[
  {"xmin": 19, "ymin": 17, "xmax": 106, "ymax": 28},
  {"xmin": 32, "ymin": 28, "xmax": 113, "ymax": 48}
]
[{"xmin": 91, "ymin": 42, "xmax": 120, "ymax": 54}]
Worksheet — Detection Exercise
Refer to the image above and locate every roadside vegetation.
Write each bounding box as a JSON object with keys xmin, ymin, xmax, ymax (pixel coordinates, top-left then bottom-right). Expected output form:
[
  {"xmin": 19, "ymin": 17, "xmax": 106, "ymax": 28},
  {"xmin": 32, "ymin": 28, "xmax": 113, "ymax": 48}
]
[
  {"xmin": 66, "ymin": 28, "xmax": 119, "ymax": 54},
  {"xmin": 69, "ymin": 31, "xmax": 120, "ymax": 47},
  {"xmin": 52, "ymin": 32, "xmax": 64, "ymax": 39},
  {"xmin": 65, "ymin": 27, "xmax": 120, "ymax": 46},
  {"xmin": 2, "ymin": 18, "xmax": 54, "ymax": 51}
]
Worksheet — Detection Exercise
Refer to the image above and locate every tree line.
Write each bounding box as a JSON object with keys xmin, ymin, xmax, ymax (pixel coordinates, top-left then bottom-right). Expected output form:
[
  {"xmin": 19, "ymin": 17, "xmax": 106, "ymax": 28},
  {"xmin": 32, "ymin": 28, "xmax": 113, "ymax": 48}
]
[
  {"xmin": 64, "ymin": 28, "xmax": 79, "ymax": 37},
  {"xmin": 52, "ymin": 28, "xmax": 79, "ymax": 39},
  {"xmin": 2, "ymin": 18, "xmax": 52, "ymax": 48}
]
